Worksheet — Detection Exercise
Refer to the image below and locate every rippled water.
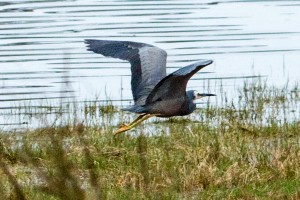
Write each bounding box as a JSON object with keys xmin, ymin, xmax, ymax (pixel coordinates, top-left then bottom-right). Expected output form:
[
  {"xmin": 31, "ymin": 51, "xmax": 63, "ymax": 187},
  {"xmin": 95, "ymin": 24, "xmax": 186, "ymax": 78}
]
[{"xmin": 1, "ymin": 0, "xmax": 300, "ymax": 129}]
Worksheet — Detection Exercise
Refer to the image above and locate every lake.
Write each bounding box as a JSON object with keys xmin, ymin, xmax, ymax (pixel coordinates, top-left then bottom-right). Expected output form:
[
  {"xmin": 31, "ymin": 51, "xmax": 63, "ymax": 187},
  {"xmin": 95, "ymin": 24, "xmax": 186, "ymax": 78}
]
[{"xmin": 1, "ymin": 0, "xmax": 300, "ymax": 130}]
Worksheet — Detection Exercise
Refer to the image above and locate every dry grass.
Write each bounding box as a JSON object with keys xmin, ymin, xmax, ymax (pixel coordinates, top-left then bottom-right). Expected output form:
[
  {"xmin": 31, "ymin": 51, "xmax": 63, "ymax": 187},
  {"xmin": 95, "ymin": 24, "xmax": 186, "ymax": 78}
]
[{"xmin": 0, "ymin": 80, "xmax": 299, "ymax": 199}]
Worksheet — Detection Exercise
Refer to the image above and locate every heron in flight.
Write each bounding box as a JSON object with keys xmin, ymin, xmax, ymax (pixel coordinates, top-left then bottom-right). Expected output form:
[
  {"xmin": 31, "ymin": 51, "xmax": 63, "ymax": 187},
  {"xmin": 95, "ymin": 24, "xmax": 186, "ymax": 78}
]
[{"xmin": 85, "ymin": 40, "xmax": 215, "ymax": 134}]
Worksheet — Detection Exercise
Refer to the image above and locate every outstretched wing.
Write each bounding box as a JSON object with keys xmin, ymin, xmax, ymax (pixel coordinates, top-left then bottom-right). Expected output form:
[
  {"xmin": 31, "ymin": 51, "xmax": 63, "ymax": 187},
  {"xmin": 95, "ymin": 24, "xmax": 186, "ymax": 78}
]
[
  {"xmin": 146, "ymin": 60, "xmax": 213, "ymax": 104},
  {"xmin": 85, "ymin": 39, "xmax": 167, "ymax": 105}
]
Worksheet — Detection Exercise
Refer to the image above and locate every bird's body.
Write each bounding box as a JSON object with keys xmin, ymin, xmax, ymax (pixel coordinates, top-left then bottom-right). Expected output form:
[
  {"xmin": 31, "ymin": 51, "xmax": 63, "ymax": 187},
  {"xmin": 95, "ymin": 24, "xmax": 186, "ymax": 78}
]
[
  {"xmin": 125, "ymin": 90, "xmax": 196, "ymax": 117},
  {"xmin": 85, "ymin": 39, "xmax": 215, "ymax": 133}
]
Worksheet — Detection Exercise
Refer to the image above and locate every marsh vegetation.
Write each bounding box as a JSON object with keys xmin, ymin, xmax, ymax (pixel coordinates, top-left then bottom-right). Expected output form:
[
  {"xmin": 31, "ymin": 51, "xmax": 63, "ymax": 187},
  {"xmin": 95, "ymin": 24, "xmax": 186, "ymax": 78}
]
[{"xmin": 0, "ymin": 80, "xmax": 299, "ymax": 199}]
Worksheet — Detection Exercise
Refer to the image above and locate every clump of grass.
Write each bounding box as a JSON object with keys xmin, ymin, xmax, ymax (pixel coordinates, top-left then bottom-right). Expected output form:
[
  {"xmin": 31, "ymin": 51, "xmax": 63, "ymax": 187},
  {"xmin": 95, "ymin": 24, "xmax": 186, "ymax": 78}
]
[{"xmin": 0, "ymin": 80, "xmax": 299, "ymax": 199}]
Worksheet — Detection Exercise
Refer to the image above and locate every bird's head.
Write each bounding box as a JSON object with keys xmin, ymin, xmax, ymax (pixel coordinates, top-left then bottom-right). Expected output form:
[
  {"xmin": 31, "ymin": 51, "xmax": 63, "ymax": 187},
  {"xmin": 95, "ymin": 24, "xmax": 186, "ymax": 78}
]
[{"xmin": 187, "ymin": 90, "xmax": 216, "ymax": 103}]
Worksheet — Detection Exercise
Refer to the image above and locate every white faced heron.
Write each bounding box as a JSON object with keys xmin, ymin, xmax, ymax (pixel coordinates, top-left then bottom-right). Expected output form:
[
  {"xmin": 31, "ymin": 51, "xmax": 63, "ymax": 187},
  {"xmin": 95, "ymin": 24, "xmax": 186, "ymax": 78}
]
[{"xmin": 85, "ymin": 39, "xmax": 215, "ymax": 134}]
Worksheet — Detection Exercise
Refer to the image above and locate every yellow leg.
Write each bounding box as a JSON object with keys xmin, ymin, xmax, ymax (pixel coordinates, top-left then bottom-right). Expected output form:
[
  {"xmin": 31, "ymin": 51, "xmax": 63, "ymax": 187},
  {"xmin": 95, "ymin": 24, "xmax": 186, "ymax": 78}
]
[
  {"xmin": 114, "ymin": 114, "xmax": 155, "ymax": 134},
  {"xmin": 120, "ymin": 114, "xmax": 146, "ymax": 128}
]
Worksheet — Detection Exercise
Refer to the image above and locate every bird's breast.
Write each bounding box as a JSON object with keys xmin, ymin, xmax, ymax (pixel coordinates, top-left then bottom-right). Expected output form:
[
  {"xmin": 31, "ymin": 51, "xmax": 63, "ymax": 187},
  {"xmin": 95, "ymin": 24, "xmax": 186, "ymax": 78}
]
[{"xmin": 148, "ymin": 97, "xmax": 190, "ymax": 117}]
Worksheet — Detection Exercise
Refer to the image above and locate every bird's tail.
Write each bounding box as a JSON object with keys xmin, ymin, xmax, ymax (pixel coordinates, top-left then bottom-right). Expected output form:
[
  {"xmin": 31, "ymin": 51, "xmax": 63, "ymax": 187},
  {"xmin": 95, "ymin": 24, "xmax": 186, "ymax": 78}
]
[{"xmin": 123, "ymin": 105, "xmax": 147, "ymax": 114}]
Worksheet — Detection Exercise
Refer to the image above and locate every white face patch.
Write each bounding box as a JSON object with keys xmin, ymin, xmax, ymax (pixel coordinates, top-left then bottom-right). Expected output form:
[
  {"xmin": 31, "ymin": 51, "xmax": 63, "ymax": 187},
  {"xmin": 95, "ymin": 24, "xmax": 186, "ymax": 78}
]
[
  {"xmin": 193, "ymin": 90, "xmax": 201, "ymax": 100},
  {"xmin": 192, "ymin": 90, "xmax": 201, "ymax": 103}
]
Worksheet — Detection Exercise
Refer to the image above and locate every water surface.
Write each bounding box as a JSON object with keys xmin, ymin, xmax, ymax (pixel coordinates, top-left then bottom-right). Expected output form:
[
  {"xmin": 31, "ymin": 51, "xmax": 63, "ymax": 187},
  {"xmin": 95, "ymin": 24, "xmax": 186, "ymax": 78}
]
[{"xmin": 1, "ymin": 0, "xmax": 300, "ymax": 129}]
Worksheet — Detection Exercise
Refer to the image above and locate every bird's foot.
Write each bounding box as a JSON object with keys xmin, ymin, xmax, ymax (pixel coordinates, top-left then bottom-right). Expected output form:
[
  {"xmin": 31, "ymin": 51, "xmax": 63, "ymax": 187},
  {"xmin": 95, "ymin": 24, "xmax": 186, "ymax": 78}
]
[
  {"xmin": 114, "ymin": 124, "xmax": 130, "ymax": 135},
  {"xmin": 120, "ymin": 123, "xmax": 129, "ymax": 128}
]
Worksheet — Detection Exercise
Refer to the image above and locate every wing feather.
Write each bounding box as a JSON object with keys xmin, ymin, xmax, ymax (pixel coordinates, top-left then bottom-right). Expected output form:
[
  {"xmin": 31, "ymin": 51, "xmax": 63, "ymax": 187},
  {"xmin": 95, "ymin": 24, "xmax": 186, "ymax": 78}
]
[
  {"xmin": 85, "ymin": 39, "xmax": 167, "ymax": 104},
  {"xmin": 146, "ymin": 60, "xmax": 213, "ymax": 104}
]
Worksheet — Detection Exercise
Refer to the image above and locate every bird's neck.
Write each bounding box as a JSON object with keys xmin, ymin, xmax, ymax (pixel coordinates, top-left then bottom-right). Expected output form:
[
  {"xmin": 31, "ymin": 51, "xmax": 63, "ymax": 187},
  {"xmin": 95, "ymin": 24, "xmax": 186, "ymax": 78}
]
[{"xmin": 186, "ymin": 91, "xmax": 196, "ymax": 113}]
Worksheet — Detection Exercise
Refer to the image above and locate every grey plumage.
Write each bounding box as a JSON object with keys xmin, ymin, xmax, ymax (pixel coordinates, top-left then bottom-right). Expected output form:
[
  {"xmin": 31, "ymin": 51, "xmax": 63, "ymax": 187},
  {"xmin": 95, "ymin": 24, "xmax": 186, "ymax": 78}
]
[
  {"xmin": 85, "ymin": 39, "xmax": 167, "ymax": 105},
  {"xmin": 146, "ymin": 60, "xmax": 213, "ymax": 104},
  {"xmin": 85, "ymin": 39, "xmax": 214, "ymax": 119}
]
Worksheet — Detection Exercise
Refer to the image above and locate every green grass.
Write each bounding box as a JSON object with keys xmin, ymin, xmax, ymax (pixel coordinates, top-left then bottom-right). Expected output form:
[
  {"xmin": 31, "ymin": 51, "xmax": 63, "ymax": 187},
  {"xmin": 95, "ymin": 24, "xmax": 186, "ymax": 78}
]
[{"xmin": 0, "ymin": 80, "xmax": 300, "ymax": 199}]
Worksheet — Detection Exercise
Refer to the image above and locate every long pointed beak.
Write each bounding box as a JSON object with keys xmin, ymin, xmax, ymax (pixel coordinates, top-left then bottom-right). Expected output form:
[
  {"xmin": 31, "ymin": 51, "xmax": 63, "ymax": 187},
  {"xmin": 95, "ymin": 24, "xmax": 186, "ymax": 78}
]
[{"xmin": 198, "ymin": 93, "xmax": 216, "ymax": 97}]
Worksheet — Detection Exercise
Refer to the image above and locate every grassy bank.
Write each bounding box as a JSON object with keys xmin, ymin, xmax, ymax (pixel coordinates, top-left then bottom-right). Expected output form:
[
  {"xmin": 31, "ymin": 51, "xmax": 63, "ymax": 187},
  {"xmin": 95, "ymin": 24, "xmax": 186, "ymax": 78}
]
[{"xmin": 0, "ymin": 80, "xmax": 300, "ymax": 199}]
